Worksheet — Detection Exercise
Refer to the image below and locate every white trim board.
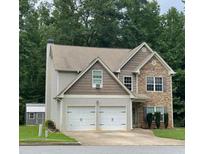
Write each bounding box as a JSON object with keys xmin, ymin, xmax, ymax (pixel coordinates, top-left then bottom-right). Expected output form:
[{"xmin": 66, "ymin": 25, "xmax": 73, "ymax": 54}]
[{"xmin": 63, "ymin": 95, "xmax": 131, "ymax": 99}]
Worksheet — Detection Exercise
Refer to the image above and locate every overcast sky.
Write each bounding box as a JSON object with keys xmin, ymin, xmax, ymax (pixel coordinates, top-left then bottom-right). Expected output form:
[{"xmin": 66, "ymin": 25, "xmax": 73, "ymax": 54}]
[
  {"xmin": 44, "ymin": 0, "xmax": 184, "ymax": 14},
  {"xmin": 156, "ymin": 0, "xmax": 184, "ymax": 14}
]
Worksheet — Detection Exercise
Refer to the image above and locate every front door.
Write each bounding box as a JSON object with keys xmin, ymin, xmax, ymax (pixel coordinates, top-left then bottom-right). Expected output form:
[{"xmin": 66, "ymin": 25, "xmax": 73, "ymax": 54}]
[{"xmin": 132, "ymin": 105, "xmax": 138, "ymax": 128}]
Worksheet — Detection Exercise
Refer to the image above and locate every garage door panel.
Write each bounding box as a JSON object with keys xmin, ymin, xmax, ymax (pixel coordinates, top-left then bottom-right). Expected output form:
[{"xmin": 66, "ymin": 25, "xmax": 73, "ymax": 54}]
[
  {"xmin": 67, "ymin": 106, "xmax": 96, "ymax": 131},
  {"xmin": 99, "ymin": 106, "xmax": 127, "ymax": 130}
]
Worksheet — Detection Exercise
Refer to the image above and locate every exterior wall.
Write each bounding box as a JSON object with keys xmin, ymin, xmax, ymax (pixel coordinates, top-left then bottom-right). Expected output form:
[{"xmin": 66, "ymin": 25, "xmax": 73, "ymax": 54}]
[
  {"xmin": 45, "ymin": 43, "xmax": 79, "ymax": 128},
  {"xmin": 119, "ymin": 47, "xmax": 152, "ymax": 94},
  {"xmin": 65, "ymin": 62, "xmax": 128, "ymax": 95},
  {"xmin": 59, "ymin": 97, "xmax": 132, "ymax": 131},
  {"xmin": 26, "ymin": 112, "xmax": 45, "ymax": 125},
  {"xmin": 137, "ymin": 56, "xmax": 173, "ymax": 128},
  {"xmin": 58, "ymin": 71, "xmax": 78, "ymax": 93}
]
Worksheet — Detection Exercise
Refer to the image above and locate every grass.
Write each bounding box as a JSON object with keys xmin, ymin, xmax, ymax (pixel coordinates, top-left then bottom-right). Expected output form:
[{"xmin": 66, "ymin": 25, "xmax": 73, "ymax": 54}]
[
  {"xmin": 19, "ymin": 125, "xmax": 77, "ymax": 143},
  {"xmin": 152, "ymin": 128, "xmax": 185, "ymax": 140}
]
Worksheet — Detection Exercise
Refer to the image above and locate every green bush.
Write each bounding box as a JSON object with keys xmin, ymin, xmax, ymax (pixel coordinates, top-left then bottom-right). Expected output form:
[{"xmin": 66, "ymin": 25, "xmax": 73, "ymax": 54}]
[
  {"xmin": 164, "ymin": 113, "xmax": 169, "ymax": 129},
  {"xmin": 146, "ymin": 113, "xmax": 153, "ymax": 129},
  {"xmin": 45, "ymin": 120, "xmax": 56, "ymax": 130},
  {"xmin": 19, "ymin": 97, "xmax": 25, "ymax": 125},
  {"xmin": 155, "ymin": 112, "xmax": 161, "ymax": 129}
]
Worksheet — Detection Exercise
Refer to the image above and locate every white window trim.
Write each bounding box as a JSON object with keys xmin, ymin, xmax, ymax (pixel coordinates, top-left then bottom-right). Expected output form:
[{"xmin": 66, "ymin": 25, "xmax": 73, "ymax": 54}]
[
  {"xmin": 123, "ymin": 75, "xmax": 133, "ymax": 91},
  {"xmin": 28, "ymin": 112, "xmax": 35, "ymax": 119},
  {"xmin": 92, "ymin": 70, "xmax": 103, "ymax": 88},
  {"xmin": 146, "ymin": 106, "xmax": 165, "ymax": 122},
  {"xmin": 146, "ymin": 76, "xmax": 163, "ymax": 92}
]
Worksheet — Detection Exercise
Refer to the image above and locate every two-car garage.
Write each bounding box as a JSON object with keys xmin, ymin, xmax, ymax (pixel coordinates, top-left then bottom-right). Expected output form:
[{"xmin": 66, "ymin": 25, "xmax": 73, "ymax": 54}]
[{"xmin": 67, "ymin": 106, "xmax": 127, "ymax": 131}]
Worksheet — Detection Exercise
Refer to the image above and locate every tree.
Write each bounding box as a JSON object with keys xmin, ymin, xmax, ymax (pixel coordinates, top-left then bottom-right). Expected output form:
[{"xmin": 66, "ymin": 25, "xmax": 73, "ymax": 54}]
[{"xmin": 157, "ymin": 8, "xmax": 185, "ymax": 126}]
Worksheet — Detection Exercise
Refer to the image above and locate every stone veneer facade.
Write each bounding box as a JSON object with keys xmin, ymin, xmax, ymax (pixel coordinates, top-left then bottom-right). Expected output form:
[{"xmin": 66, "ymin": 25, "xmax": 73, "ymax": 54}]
[{"xmin": 137, "ymin": 56, "xmax": 173, "ymax": 128}]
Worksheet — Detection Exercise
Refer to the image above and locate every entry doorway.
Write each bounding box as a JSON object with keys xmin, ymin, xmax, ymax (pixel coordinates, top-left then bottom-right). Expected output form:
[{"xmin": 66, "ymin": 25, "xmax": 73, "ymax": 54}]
[{"xmin": 132, "ymin": 104, "xmax": 139, "ymax": 128}]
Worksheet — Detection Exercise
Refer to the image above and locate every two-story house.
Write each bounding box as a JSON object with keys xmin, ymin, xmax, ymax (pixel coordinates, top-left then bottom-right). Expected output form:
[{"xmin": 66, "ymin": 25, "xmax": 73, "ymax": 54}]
[{"xmin": 45, "ymin": 40, "xmax": 175, "ymax": 131}]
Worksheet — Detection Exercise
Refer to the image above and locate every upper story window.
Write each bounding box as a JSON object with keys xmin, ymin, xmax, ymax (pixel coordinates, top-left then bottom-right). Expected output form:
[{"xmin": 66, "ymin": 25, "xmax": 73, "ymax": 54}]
[
  {"xmin": 92, "ymin": 70, "xmax": 103, "ymax": 88},
  {"xmin": 155, "ymin": 77, "xmax": 163, "ymax": 91},
  {"xmin": 147, "ymin": 77, "xmax": 163, "ymax": 92},
  {"xmin": 123, "ymin": 76, "xmax": 133, "ymax": 91}
]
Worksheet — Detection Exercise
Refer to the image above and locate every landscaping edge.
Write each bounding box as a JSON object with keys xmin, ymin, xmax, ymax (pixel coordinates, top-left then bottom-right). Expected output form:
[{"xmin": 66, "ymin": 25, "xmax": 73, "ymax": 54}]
[{"xmin": 19, "ymin": 141, "xmax": 81, "ymax": 146}]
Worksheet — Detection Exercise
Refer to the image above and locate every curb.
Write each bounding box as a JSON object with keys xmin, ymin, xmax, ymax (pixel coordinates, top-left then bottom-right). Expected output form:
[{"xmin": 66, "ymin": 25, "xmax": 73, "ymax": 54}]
[{"xmin": 20, "ymin": 142, "xmax": 81, "ymax": 146}]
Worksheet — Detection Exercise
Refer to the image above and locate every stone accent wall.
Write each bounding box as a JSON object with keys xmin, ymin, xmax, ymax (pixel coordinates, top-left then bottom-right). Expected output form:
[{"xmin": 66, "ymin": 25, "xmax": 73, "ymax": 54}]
[{"xmin": 137, "ymin": 56, "xmax": 173, "ymax": 128}]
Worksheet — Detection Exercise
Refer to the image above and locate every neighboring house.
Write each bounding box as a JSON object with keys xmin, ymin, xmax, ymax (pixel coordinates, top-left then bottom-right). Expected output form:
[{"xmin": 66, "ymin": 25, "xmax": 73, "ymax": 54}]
[
  {"xmin": 26, "ymin": 103, "xmax": 45, "ymax": 125},
  {"xmin": 45, "ymin": 40, "xmax": 175, "ymax": 131}
]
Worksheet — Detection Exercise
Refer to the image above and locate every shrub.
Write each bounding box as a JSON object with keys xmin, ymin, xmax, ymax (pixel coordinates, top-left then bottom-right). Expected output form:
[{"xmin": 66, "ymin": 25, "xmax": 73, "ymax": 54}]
[
  {"xmin": 45, "ymin": 120, "xmax": 56, "ymax": 130},
  {"xmin": 164, "ymin": 113, "xmax": 169, "ymax": 128},
  {"xmin": 19, "ymin": 97, "xmax": 25, "ymax": 125},
  {"xmin": 155, "ymin": 112, "xmax": 161, "ymax": 129},
  {"xmin": 146, "ymin": 113, "xmax": 153, "ymax": 129}
]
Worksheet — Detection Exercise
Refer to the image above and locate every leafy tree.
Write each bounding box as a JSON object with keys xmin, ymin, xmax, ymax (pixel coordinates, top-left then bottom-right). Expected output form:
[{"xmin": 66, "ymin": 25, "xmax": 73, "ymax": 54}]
[{"xmin": 157, "ymin": 8, "xmax": 185, "ymax": 126}]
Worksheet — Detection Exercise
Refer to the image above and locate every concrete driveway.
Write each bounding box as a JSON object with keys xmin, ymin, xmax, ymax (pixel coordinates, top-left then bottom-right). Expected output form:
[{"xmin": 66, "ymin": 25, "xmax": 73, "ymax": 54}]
[{"xmin": 63, "ymin": 129, "xmax": 185, "ymax": 146}]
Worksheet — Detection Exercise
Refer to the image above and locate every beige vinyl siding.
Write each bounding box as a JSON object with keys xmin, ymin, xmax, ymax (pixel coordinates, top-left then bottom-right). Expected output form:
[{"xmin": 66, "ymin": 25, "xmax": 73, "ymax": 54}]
[
  {"xmin": 121, "ymin": 47, "xmax": 152, "ymax": 71},
  {"xmin": 119, "ymin": 47, "xmax": 152, "ymax": 94},
  {"xmin": 65, "ymin": 62, "xmax": 128, "ymax": 95}
]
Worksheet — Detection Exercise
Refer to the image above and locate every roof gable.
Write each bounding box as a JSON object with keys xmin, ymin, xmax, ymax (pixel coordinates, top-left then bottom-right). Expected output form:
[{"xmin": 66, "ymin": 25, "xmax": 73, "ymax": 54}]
[
  {"xmin": 117, "ymin": 42, "xmax": 154, "ymax": 72},
  {"xmin": 134, "ymin": 52, "xmax": 175, "ymax": 75},
  {"xmin": 56, "ymin": 58, "xmax": 134, "ymax": 98}
]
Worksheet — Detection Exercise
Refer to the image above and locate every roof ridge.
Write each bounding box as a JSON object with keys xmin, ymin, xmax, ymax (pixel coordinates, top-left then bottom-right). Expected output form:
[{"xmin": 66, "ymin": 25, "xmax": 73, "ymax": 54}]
[{"xmin": 52, "ymin": 44, "xmax": 131, "ymax": 50}]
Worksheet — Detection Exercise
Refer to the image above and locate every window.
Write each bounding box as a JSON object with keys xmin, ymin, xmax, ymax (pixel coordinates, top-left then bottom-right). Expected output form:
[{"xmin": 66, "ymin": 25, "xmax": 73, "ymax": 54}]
[
  {"xmin": 37, "ymin": 113, "xmax": 42, "ymax": 119},
  {"xmin": 156, "ymin": 107, "xmax": 165, "ymax": 122},
  {"xmin": 147, "ymin": 77, "xmax": 163, "ymax": 92},
  {"xmin": 147, "ymin": 107, "xmax": 155, "ymax": 114},
  {"xmin": 146, "ymin": 106, "xmax": 165, "ymax": 122},
  {"xmin": 147, "ymin": 77, "xmax": 154, "ymax": 91},
  {"xmin": 29, "ymin": 113, "xmax": 35, "ymax": 119},
  {"xmin": 123, "ymin": 76, "xmax": 133, "ymax": 91},
  {"xmin": 155, "ymin": 77, "xmax": 163, "ymax": 91},
  {"xmin": 92, "ymin": 70, "xmax": 103, "ymax": 88}
]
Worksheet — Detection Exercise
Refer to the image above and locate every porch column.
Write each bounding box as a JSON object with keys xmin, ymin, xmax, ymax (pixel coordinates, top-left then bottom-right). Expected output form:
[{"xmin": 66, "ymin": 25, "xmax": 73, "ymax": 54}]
[
  {"xmin": 130, "ymin": 100, "xmax": 133, "ymax": 130},
  {"xmin": 59, "ymin": 100, "xmax": 63, "ymax": 131}
]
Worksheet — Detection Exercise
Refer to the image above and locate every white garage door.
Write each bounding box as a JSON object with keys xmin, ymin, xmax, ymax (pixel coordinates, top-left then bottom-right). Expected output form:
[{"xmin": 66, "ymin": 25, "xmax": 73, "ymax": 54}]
[
  {"xmin": 67, "ymin": 106, "xmax": 96, "ymax": 131},
  {"xmin": 99, "ymin": 106, "xmax": 127, "ymax": 130}
]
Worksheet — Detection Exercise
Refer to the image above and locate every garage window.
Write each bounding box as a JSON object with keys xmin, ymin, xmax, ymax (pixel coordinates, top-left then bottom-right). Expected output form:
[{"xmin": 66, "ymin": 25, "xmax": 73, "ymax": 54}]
[
  {"xmin": 29, "ymin": 113, "xmax": 35, "ymax": 119},
  {"xmin": 123, "ymin": 76, "xmax": 133, "ymax": 91},
  {"xmin": 92, "ymin": 70, "xmax": 103, "ymax": 88}
]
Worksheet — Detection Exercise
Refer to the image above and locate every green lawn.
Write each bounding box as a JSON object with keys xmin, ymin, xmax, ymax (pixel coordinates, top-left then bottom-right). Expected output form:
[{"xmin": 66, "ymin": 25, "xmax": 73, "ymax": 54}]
[
  {"xmin": 152, "ymin": 128, "xmax": 185, "ymax": 140},
  {"xmin": 19, "ymin": 125, "xmax": 77, "ymax": 143}
]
